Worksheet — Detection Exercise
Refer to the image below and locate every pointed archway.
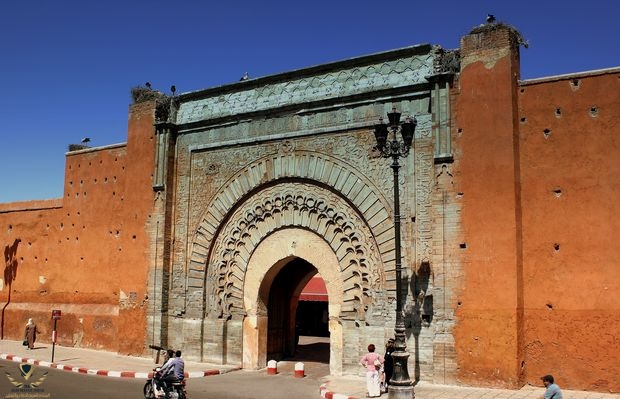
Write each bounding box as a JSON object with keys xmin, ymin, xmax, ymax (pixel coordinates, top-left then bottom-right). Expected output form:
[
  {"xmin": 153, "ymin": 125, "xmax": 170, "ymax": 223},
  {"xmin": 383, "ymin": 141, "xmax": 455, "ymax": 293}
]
[{"xmin": 243, "ymin": 228, "xmax": 344, "ymax": 374}]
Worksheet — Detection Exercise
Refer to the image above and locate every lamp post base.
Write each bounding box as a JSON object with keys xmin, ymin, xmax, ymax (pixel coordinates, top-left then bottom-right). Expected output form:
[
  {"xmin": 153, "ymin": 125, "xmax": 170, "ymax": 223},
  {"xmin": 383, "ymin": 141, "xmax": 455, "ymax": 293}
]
[
  {"xmin": 388, "ymin": 348, "xmax": 414, "ymax": 399},
  {"xmin": 388, "ymin": 384, "xmax": 415, "ymax": 399}
]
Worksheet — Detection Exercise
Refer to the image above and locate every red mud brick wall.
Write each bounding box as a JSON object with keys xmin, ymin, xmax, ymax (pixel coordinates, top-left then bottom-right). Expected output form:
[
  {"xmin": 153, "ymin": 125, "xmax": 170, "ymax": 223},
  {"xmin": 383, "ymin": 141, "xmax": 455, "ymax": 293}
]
[
  {"xmin": 518, "ymin": 71, "xmax": 620, "ymax": 392},
  {"xmin": 0, "ymin": 101, "xmax": 156, "ymax": 355},
  {"xmin": 452, "ymin": 26, "xmax": 525, "ymax": 388}
]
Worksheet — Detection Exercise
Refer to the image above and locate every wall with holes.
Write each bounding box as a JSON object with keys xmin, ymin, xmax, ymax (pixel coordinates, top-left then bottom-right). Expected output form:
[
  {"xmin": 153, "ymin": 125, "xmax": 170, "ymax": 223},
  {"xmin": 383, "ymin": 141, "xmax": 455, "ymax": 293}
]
[
  {"xmin": 518, "ymin": 71, "xmax": 620, "ymax": 391},
  {"xmin": 0, "ymin": 101, "xmax": 157, "ymax": 354},
  {"xmin": 451, "ymin": 24, "xmax": 620, "ymax": 391},
  {"xmin": 451, "ymin": 25, "xmax": 525, "ymax": 389}
]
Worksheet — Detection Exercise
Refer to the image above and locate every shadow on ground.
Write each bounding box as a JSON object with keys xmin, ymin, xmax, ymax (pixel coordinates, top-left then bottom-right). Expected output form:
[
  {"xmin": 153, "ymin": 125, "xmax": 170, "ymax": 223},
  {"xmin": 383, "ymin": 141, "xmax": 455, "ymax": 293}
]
[{"xmin": 276, "ymin": 336, "xmax": 330, "ymax": 378}]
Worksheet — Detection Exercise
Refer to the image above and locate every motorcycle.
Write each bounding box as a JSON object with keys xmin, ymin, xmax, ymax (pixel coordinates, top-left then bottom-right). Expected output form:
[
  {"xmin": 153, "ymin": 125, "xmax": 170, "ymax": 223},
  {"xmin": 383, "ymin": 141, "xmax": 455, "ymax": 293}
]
[{"xmin": 143, "ymin": 367, "xmax": 187, "ymax": 399}]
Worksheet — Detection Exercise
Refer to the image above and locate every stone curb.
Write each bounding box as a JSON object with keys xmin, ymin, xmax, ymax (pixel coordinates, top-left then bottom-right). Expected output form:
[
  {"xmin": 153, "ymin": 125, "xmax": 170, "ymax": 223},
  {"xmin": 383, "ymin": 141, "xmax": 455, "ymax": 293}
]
[
  {"xmin": 319, "ymin": 382, "xmax": 357, "ymax": 399},
  {"xmin": 0, "ymin": 353, "xmax": 240, "ymax": 379}
]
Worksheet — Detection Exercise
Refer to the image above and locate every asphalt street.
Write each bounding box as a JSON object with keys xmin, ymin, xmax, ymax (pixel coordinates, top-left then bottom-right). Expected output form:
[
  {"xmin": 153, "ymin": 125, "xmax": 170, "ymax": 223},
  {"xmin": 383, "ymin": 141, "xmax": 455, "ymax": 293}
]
[
  {"xmin": 1, "ymin": 338, "xmax": 619, "ymax": 399},
  {"xmin": 0, "ymin": 359, "xmax": 144, "ymax": 398},
  {"xmin": 0, "ymin": 359, "xmax": 323, "ymax": 399}
]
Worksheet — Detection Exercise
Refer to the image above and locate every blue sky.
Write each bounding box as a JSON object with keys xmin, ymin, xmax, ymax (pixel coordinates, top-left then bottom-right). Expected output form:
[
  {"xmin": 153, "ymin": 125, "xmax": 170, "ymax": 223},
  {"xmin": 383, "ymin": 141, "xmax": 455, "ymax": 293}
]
[{"xmin": 1, "ymin": 1, "xmax": 618, "ymax": 203}]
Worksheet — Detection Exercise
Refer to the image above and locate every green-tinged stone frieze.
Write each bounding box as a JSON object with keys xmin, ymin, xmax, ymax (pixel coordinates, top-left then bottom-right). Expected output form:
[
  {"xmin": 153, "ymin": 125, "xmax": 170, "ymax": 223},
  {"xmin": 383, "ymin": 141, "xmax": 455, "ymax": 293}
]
[{"xmin": 176, "ymin": 48, "xmax": 435, "ymax": 125}]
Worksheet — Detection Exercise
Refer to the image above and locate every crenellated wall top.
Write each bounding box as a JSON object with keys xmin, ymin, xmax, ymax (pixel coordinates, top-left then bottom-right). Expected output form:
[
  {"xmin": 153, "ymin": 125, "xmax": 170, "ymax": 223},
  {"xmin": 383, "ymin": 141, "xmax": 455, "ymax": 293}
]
[{"xmin": 175, "ymin": 44, "xmax": 435, "ymax": 125}]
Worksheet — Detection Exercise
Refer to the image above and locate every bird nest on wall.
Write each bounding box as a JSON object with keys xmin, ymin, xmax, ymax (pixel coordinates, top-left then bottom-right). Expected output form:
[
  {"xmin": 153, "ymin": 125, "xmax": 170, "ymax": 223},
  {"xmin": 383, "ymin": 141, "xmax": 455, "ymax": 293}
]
[
  {"xmin": 131, "ymin": 86, "xmax": 168, "ymax": 104},
  {"xmin": 68, "ymin": 144, "xmax": 90, "ymax": 152},
  {"xmin": 469, "ymin": 22, "xmax": 528, "ymax": 48}
]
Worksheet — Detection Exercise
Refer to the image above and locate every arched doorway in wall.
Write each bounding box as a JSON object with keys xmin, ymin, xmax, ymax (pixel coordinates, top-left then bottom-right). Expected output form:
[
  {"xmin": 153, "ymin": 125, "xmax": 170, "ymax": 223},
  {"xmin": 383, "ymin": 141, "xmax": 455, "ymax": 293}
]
[
  {"xmin": 297, "ymin": 275, "xmax": 329, "ymax": 338},
  {"xmin": 266, "ymin": 257, "xmax": 329, "ymax": 361},
  {"xmin": 242, "ymin": 228, "xmax": 344, "ymax": 374},
  {"xmin": 295, "ymin": 274, "xmax": 330, "ymax": 364}
]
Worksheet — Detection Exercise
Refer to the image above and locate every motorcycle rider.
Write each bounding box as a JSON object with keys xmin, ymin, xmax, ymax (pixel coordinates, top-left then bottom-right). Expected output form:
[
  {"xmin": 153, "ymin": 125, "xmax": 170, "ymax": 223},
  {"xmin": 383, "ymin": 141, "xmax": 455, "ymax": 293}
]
[
  {"xmin": 160, "ymin": 350, "xmax": 185, "ymax": 389},
  {"xmin": 153, "ymin": 349, "xmax": 175, "ymax": 391},
  {"xmin": 162, "ymin": 349, "xmax": 174, "ymax": 366}
]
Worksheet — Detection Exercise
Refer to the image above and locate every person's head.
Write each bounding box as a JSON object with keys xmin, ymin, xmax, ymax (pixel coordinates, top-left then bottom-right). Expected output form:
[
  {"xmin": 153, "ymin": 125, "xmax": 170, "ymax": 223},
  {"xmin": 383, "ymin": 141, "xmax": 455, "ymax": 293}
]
[
  {"xmin": 175, "ymin": 350, "xmax": 182, "ymax": 358},
  {"xmin": 541, "ymin": 375, "xmax": 554, "ymax": 386},
  {"xmin": 387, "ymin": 338, "xmax": 395, "ymax": 348},
  {"xmin": 367, "ymin": 344, "xmax": 375, "ymax": 353},
  {"xmin": 166, "ymin": 349, "xmax": 174, "ymax": 358}
]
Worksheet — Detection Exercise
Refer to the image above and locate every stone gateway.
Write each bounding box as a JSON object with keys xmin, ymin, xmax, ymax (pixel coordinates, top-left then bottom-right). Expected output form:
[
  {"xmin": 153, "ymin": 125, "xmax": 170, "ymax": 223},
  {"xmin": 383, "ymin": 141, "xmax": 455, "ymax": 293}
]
[{"xmin": 1, "ymin": 23, "xmax": 618, "ymax": 392}]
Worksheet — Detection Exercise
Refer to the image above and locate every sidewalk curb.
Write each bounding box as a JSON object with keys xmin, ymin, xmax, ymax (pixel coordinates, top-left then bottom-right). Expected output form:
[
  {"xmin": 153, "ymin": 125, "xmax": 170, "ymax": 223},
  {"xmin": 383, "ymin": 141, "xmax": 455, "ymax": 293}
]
[
  {"xmin": 0, "ymin": 353, "xmax": 241, "ymax": 379},
  {"xmin": 319, "ymin": 382, "xmax": 357, "ymax": 399}
]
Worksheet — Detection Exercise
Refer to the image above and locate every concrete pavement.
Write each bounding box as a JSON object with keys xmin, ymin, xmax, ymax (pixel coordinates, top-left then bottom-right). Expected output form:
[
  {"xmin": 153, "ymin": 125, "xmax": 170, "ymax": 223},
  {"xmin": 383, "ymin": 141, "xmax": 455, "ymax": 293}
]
[
  {"xmin": 0, "ymin": 339, "xmax": 239, "ymax": 379},
  {"xmin": 319, "ymin": 377, "xmax": 620, "ymax": 399},
  {"xmin": 1, "ymin": 339, "xmax": 618, "ymax": 399}
]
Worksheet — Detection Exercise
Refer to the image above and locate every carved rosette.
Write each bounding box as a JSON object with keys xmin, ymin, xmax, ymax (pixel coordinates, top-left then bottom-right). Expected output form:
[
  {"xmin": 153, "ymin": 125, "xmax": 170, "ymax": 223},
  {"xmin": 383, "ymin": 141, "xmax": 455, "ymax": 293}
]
[{"xmin": 204, "ymin": 182, "xmax": 383, "ymax": 321}]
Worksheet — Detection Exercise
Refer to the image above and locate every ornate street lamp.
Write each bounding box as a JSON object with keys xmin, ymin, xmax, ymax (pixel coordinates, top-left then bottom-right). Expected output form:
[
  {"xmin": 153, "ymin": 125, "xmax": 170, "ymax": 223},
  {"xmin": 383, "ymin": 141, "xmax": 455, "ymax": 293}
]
[{"xmin": 373, "ymin": 107, "xmax": 417, "ymax": 399}]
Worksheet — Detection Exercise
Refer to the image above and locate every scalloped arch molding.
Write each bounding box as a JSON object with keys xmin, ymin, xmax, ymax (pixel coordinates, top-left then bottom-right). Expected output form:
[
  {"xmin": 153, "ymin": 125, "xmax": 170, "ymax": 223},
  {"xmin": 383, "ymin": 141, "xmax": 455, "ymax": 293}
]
[
  {"xmin": 189, "ymin": 152, "xmax": 399, "ymax": 373},
  {"xmin": 188, "ymin": 152, "xmax": 398, "ymax": 319}
]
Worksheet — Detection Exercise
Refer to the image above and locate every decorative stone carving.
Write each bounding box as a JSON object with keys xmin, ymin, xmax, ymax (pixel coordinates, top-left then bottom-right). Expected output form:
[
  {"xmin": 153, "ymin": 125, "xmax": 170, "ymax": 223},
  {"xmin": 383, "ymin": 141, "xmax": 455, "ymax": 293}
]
[
  {"xmin": 183, "ymin": 132, "xmax": 414, "ymax": 324},
  {"xmin": 176, "ymin": 51, "xmax": 434, "ymax": 125},
  {"xmin": 415, "ymin": 143, "xmax": 434, "ymax": 267},
  {"xmin": 205, "ymin": 182, "xmax": 384, "ymax": 322}
]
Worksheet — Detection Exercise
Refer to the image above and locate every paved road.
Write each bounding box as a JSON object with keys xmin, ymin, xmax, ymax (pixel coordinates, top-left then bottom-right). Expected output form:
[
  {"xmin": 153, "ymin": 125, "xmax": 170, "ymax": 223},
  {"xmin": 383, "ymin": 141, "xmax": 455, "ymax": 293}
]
[
  {"xmin": 0, "ymin": 358, "xmax": 323, "ymax": 399},
  {"xmin": 3, "ymin": 338, "xmax": 618, "ymax": 399},
  {"xmin": 190, "ymin": 369, "xmax": 321, "ymax": 399},
  {"xmin": 0, "ymin": 359, "xmax": 144, "ymax": 398}
]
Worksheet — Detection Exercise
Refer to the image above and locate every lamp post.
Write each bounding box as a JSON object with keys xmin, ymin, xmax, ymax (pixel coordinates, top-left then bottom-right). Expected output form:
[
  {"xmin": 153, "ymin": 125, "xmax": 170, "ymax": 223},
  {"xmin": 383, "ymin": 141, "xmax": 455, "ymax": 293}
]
[{"xmin": 373, "ymin": 107, "xmax": 416, "ymax": 399}]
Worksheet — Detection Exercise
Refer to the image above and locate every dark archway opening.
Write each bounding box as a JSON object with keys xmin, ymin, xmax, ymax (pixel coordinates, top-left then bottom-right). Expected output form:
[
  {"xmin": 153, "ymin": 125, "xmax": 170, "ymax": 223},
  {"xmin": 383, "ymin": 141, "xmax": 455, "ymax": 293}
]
[{"xmin": 266, "ymin": 257, "xmax": 329, "ymax": 365}]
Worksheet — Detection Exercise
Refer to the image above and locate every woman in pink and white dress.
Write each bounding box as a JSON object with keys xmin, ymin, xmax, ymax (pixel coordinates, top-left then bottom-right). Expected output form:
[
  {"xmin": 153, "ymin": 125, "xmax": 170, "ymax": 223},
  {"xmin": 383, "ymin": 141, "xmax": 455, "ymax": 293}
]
[{"xmin": 360, "ymin": 343, "xmax": 384, "ymax": 397}]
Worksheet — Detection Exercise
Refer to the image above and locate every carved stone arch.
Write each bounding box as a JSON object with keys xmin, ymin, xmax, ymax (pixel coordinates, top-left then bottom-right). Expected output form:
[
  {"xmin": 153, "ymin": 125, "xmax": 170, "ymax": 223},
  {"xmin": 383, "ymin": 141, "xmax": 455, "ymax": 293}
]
[
  {"xmin": 186, "ymin": 151, "xmax": 398, "ymax": 318},
  {"xmin": 242, "ymin": 228, "xmax": 344, "ymax": 372},
  {"xmin": 205, "ymin": 182, "xmax": 384, "ymax": 322}
]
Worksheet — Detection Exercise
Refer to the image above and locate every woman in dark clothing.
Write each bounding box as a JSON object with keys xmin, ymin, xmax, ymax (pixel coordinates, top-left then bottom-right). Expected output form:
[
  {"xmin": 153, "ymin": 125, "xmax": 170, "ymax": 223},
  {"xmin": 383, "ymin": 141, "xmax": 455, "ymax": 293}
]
[
  {"xmin": 383, "ymin": 338, "xmax": 395, "ymax": 392},
  {"xmin": 24, "ymin": 318, "xmax": 38, "ymax": 350}
]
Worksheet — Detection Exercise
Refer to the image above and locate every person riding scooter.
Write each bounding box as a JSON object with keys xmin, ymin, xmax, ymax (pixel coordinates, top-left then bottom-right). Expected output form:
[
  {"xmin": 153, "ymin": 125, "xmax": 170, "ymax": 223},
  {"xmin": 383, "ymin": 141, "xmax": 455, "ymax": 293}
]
[{"xmin": 159, "ymin": 350, "xmax": 185, "ymax": 389}]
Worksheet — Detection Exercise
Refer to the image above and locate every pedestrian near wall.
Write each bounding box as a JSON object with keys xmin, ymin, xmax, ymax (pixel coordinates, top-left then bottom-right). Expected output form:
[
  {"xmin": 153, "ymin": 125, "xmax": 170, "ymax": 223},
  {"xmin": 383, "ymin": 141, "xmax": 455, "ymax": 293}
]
[
  {"xmin": 24, "ymin": 318, "xmax": 38, "ymax": 350},
  {"xmin": 382, "ymin": 338, "xmax": 395, "ymax": 392},
  {"xmin": 541, "ymin": 375, "xmax": 563, "ymax": 399},
  {"xmin": 360, "ymin": 343, "xmax": 384, "ymax": 398}
]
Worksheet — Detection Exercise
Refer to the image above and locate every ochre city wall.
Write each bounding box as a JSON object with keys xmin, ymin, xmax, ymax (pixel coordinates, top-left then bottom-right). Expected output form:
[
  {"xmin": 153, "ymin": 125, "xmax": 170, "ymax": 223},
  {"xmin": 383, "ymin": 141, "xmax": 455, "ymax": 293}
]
[
  {"xmin": 0, "ymin": 101, "xmax": 157, "ymax": 354},
  {"xmin": 452, "ymin": 26, "xmax": 523, "ymax": 388},
  {"xmin": 518, "ymin": 71, "xmax": 620, "ymax": 391},
  {"xmin": 452, "ymin": 25, "xmax": 619, "ymax": 391}
]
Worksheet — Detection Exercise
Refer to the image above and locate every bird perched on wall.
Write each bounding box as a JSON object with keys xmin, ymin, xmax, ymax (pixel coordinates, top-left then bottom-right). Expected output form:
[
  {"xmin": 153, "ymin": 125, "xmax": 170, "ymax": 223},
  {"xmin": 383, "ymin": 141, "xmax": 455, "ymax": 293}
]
[
  {"xmin": 171, "ymin": 85, "xmax": 176, "ymax": 95},
  {"xmin": 81, "ymin": 137, "xmax": 91, "ymax": 144},
  {"xmin": 486, "ymin": 14, "xmax": 496, "ymax": 23},
  {"xmin": 240, "ymin": 72, "xmax": 249, "ymax": 81}
]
